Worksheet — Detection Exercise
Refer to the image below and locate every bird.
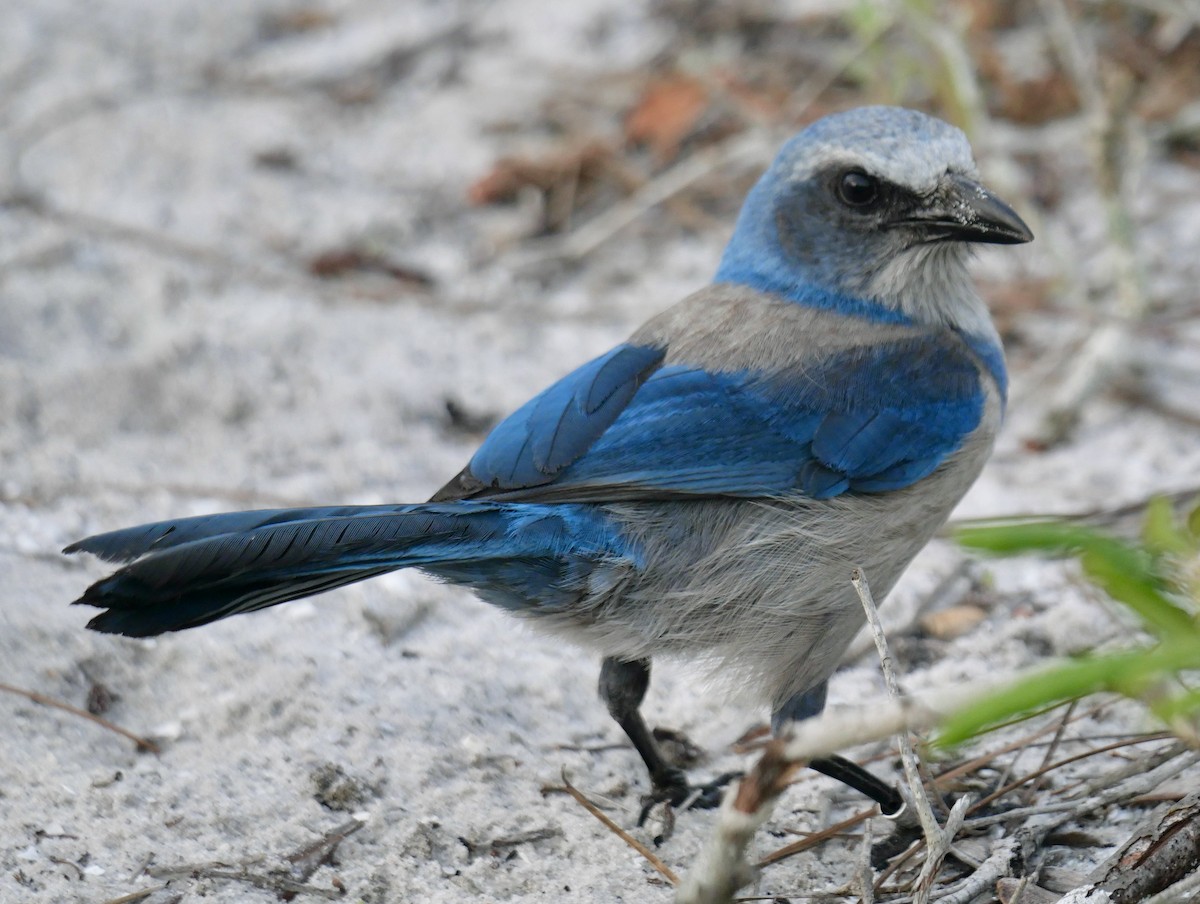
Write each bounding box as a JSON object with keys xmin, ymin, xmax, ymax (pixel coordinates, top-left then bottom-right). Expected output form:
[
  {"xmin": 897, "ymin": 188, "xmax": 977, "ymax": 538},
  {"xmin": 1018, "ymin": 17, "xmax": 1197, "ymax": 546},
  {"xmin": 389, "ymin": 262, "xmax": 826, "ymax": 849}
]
[{"xmin": 65, "ymin": 106, "xmax": 1032, "ymax": 817}]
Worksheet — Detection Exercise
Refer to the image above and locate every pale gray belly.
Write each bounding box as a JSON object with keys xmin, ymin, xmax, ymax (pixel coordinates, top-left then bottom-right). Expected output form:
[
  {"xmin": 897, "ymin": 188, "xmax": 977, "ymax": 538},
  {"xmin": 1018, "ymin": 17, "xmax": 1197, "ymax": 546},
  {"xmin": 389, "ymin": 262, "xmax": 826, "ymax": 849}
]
[{"xmin": 527, "ymin": 417, "xmax": 998, "ymax": 710}]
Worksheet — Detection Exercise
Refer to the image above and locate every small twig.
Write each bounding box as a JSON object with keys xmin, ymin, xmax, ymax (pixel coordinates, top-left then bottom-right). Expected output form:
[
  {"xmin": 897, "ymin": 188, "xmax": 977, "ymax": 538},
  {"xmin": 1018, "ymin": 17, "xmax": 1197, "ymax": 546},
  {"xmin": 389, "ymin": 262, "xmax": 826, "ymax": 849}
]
[
  {"xmin": 873, "ymin": 839, "xmax": 924, "ymax": 895},
  {"xmin": 675, "ymin": 740, "xmax": 805, "ymax": 904},
  {"xmin": 758, "ymin": 808, "xmax": 875, "ymax": 867},
  {"xmin": 841, "ymin": 559, "xmax": 973, "ymax": 666},
  {"xmin": 913, "ymin": 796, "xmax": 972, "ymax": 904},
  {"xmin": 851, "ymin": 569, "xmax": 938, "ymax": 841},
  {"xmin": 854, "ymin": 567, "xmax": 977, "ymax": 904},
  {"xmin": 147, "ymin": 866, "xmax": 342, "ymax": 899},
  {"xmin": 853, "ymin": 817, "xmax": 876, "ymax": 904},
  {"xmin": 931, "ymin": 836, "xmax": 1022, "ymax": 904},
  {"xmin": 0, "ymin": 681, "xmax": 159, "ymax": 753},
  {"xmin": 285, "ymin": 817, "xmax": 365, "ymax": 883},
  {"xmin": 98, "ymin": 887, "xmax": 168, "ymax": 904},
  {"xmin": 558, "ymin": 770, "xmax": 678, "ymax": 886},
  {"xmin": 1056, "ymin": 790, "xmax": 1200, "ymax": 904},
  {"xmin": 1023, "ymin": 700, "xmax": 1077, "ymax": 803}
]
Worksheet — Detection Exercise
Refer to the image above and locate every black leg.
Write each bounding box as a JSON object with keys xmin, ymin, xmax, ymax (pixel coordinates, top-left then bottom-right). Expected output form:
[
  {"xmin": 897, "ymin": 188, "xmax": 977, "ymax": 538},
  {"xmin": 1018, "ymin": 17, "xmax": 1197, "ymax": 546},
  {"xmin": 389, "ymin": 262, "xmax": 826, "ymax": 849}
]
[
  {"xmin": 809, "ymin": 754, "xmax": 904, "ymax": 816},
  {"xmin": 597, "ymin": 656, "xmax": 740, "ymax": 821},
  {"xmin": 598, "ymin": 656, "xmax": 689, "ymax": 801},
  {"xmin": 775, "ymin": 683, "xmax": 904, "ymax": 816}
]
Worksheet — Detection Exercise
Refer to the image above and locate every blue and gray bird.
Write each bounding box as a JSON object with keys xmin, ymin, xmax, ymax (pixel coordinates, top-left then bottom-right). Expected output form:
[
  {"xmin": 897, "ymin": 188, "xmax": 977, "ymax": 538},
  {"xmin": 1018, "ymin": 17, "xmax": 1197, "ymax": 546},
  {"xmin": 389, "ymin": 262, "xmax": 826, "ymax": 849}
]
[{"xmin": 66, "ymin": 106, "xmax": 1031, "ymax": 814}]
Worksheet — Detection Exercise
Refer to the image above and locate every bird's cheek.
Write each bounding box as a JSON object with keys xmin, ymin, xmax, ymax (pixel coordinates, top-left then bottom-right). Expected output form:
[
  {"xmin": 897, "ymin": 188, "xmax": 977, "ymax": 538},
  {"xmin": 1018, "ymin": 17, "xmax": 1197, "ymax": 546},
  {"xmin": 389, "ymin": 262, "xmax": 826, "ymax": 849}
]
[{"xmin": 774, "ymin": 208, "xmax": 822, "ymax": 269}]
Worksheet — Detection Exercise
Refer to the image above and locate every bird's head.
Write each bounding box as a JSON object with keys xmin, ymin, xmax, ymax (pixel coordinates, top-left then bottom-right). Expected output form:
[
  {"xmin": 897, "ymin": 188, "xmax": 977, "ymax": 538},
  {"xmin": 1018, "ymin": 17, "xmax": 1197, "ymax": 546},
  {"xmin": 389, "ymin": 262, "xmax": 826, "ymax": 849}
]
[{"xmin": 715, "ymin": 106, "xmax": 1032, "ymax": 330}]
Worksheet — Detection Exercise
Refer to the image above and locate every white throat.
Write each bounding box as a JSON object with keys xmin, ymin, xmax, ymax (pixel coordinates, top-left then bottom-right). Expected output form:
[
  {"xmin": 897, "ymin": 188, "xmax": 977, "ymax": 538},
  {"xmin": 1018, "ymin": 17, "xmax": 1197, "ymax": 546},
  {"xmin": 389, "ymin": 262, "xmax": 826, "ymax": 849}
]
[{"xmin": 860, "ymin": 243, "xmax": 995, "ymax": 338}]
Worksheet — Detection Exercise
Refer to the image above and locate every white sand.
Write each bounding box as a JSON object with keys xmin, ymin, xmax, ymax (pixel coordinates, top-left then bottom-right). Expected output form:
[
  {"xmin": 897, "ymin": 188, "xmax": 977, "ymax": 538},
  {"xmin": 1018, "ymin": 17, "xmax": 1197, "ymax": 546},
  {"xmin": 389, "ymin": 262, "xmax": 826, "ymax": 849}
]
[{"xmin": 3, "ymin": 2, "xmax": 1199, "ymax": 902}]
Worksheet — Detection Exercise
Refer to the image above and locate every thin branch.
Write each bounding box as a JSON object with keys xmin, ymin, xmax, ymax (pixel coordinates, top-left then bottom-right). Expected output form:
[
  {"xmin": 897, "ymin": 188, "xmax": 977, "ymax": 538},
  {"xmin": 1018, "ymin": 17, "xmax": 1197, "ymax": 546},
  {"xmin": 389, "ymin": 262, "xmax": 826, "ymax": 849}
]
[
  {"xmin": 914, "ymin": 796, "xmax": 972, "ymax": 904},
  {"xmin": 284, "ymin": 817, "xmax": 365, "ymax": 884},
  {"xmin": 757, "ymin": 808, "xmax": 875, "ymax": 867},
  {"xmin": 853, "ymin": 817, "xmax": 876, "ymax": 904},
  {"xmin": 98, "ymin": 887, "xmax": 168, "ymax": 904},
  {"xmin": 931, "ymin": 836, "xmax": 1022, "ymax": 904},
  {"xmin": 853, "ymin": 568, "xmax": 976, "ymax": 904},
  {"xmin": 0, "ymin": 681, "xmax": 159, "ymax": 753},
  {"xmin": 675, "ymin": 739, "xmax": 804, "ymax": 904},
  {"xmin": 852, "ymin": 569, "xmax": 935, "ymax": 840},
  {"xmin": 558, "ymin": 770, "xmax": 678, "ymax": 886},
  {"xmin": 146, "ymin": 864, "xmax": 342, "ymax": 899}
]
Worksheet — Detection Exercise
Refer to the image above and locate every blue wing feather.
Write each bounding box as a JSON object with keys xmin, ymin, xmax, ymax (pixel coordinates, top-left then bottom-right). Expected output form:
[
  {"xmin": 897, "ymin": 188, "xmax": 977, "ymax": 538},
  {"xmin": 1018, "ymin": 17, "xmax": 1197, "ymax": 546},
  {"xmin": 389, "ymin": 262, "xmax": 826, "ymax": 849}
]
[
  {"xmin": 467, "ymin": 343, "xmax": 666, "ymax": 488},
  {"xmin": 459, "ymin": 335, "xmax": 987, "ymax": 502}
]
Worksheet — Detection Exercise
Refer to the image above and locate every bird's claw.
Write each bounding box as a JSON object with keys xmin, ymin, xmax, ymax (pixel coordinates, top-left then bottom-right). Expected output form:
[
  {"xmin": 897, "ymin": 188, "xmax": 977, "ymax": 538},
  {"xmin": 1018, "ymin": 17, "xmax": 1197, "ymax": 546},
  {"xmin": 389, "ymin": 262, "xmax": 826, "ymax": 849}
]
[{"xmin": 637, "ymin": 769, "xmax": 743, "ymax": 827}]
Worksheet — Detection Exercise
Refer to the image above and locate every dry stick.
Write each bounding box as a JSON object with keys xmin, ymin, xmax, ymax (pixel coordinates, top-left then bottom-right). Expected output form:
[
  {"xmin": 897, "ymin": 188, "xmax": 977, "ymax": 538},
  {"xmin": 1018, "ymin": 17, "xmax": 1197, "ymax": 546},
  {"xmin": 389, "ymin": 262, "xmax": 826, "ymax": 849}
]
[
  {"xmin": 1022, "ymin": 700, "xmax": 1076, "ymax": 804},
  {"xmin": 931, "ymin": 836, "xmax": 1023, "ymax": 904},
  {"xmin": 675, "ymin": 742, "xmax": 801, "ymax": 904},
  {"xmin": 98, "ymin": 887, "xmax": 169, "ymax": 904},
  {"xmin": 1056, "ymin": 790, "xmax": 1200, "ymax": 904},
  {"xmin": 0, "ymin": 681, "xmax": 159, "ymax": 753},
  {"xmin": 146, "ymin": 865, "xmax": 342, "ymax": 900},
  {"xmin": 849, "ymin": 571, "xmax": 940, "ymax": 837},
  {"xmin": 852, "ymin": 568, "xmax": 974, "ymax": 904},
  {"xmin": 757, "ymin": 808, "xmax": 875, "ymax": 867},
  {"xmin": 968, "ymin": 733, "xmax": 1177, "ymax": 817},
  {"xmin": 1140, "ymin": 867, "xmax": 1200, "ymax": 904},
  {"xmin": 988, "ymin": 701, "xmax": 1073, "ymax": 805},
  {"xmin": 853, "ymin": 817, "xmax": 876, "ymax": 904},
  {"xmin": 873, "ymin": 839, "xmax": 924, "ymax": 895},
  {"xmin": 558, "ymin": 770, "xmax": 678, "ymax": 886},
  {"xmin": 840, "ymin": 559, "xmax": 972, "ymax": 666},
  {"xmin": 285, "ymin": 817, "xmax": 365, "ymax": 884}
]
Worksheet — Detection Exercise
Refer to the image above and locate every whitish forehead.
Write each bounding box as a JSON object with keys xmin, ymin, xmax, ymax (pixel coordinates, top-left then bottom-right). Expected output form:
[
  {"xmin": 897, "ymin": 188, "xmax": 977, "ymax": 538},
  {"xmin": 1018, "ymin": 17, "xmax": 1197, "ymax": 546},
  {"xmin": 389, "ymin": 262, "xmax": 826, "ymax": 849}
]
[{"xmin": 779, "ymin": 107, "xmax": 978, "ymax": 192}]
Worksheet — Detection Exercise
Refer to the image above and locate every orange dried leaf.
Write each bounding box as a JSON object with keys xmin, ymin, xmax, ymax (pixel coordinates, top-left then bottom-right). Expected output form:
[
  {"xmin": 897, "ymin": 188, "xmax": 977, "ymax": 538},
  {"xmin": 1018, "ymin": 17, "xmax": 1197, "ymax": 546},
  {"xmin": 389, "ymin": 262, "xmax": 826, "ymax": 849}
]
[{"xmin": 624, "ymin": 74, "xmax": 711, "ymax": 164}]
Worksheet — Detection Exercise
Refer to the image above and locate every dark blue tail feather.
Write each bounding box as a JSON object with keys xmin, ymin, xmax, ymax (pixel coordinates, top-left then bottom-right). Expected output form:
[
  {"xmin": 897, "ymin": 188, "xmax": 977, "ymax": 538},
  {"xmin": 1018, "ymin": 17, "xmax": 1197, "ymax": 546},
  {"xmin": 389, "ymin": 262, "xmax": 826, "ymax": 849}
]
[{"xmin": 67, "ymin": 503, "xmax": 637, "ymax": 637}]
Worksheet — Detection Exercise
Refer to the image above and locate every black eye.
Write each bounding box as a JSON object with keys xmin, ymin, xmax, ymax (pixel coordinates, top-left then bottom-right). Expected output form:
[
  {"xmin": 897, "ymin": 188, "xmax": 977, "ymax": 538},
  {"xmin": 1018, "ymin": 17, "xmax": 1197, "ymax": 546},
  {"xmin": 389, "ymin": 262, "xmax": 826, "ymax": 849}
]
[{"xmin": 836, "ymin": 169, "xmax": 879, "ymax": 208}]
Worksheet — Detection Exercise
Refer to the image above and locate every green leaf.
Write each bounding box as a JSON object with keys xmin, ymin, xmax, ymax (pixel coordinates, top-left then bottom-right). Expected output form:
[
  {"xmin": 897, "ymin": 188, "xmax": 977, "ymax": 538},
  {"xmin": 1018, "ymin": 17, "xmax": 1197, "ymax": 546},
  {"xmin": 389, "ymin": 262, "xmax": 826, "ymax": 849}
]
[
  {"xmin": 1149, "ymin": 688, "xmax": 1200, "ymax": 726},
  {"xmin": 955, "ymin": 520, "xmax": 1104, "ymax": 555},
  {"xmin": 937, "ymin": 642, "xmax": 1200, "ymax": 747},
  {"xmin": 1079, "ymin": 548, "xmax": 1195, "ymax": 638},
  {"xmin": 956, "ymin": 520, "xmax": 1194, "ymax": 638},
  {"xmin": 1187, "ymin": 500, "xmax": 1200, "ymax": 542},
  {"xmin": 1142, "ymin": 496, "xmax": 1193, "ymax": 559}
]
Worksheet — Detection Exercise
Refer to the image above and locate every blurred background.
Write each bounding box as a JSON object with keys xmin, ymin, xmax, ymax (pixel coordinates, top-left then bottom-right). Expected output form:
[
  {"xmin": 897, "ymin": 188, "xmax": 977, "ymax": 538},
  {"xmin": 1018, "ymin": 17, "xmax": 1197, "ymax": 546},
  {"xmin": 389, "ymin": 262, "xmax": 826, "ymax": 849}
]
[{"xmin": 2, "ymin": 1, "xmax": 1199, "ymax": 902}]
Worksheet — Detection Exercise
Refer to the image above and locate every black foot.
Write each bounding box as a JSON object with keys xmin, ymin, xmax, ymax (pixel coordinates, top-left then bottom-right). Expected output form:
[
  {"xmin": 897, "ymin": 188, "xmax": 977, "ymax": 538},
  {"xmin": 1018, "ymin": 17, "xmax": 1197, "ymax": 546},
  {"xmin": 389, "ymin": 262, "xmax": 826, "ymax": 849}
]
[
  {"xmin": 637, "ymin": 769, "xmax": 743, "ymax": 826},
  {"xmin": 870, "ymin": 821, "xmax": 922, "ymax": 869},
  {"xmin": 809, "ymin": 754, "xmax": 905, "ymax": 817}
]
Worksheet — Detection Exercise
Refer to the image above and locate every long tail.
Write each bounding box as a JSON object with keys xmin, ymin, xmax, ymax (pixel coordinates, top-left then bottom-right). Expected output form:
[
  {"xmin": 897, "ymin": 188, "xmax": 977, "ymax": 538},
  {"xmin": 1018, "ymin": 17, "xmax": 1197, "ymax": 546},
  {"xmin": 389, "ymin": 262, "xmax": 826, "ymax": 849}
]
[{"xmin": 66, "ymin": 503, "xmax": 635, "ymax": 637}]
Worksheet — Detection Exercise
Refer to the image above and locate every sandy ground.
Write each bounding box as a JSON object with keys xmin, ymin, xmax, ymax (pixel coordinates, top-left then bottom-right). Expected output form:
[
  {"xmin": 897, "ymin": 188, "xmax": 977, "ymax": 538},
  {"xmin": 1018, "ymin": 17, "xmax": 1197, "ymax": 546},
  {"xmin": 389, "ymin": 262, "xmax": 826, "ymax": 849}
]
[{"xmin": 3, "ymin": 2, "xmax": 1200, "ymax": 902}]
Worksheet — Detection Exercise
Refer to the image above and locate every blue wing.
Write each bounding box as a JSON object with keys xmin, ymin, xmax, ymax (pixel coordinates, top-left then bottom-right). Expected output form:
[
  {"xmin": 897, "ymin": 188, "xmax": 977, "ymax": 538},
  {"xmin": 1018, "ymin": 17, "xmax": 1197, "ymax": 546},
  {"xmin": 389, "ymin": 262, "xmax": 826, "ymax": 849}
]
[{"xmin": 434, "ymin": 334, "xmax": 986, "ymax": 503}]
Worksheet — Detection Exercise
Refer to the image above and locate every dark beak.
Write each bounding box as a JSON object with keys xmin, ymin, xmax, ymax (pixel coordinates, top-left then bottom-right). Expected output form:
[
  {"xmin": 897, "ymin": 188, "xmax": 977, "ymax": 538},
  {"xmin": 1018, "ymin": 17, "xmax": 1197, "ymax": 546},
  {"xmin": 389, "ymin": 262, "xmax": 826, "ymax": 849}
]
[{"xmin": 899, "ymin": 173, "xmax": 1033, "ymax": 245}]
